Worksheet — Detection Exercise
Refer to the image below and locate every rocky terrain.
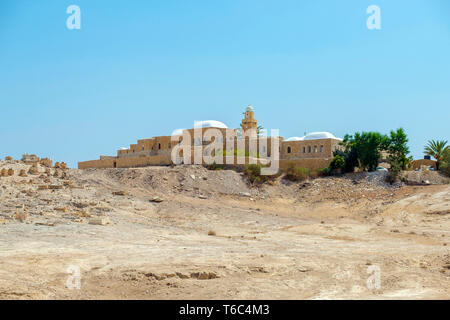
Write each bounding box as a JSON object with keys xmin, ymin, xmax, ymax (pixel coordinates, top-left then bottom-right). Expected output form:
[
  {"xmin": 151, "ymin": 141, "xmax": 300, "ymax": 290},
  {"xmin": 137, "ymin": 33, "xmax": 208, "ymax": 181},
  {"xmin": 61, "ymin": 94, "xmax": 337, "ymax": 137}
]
[{"xmin": 0, "ymin": 157, "xmax": 449, "ymax": 299}]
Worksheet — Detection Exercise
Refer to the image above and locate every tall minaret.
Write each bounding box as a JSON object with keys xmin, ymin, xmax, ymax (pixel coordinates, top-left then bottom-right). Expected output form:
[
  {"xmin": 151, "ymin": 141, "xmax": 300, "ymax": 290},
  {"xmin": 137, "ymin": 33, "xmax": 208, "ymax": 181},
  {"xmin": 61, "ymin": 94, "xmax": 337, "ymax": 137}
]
[{"xmin": 241, "ymin": 105, "xmax": 257, "ymax": 137}]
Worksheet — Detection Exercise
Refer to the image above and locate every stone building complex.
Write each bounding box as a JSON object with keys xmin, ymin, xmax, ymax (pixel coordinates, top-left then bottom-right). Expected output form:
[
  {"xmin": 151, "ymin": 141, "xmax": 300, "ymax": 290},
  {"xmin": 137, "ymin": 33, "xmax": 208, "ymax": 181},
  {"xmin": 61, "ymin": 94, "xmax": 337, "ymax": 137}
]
[{"xmin": 78, "ymin": 106, "xmax": 343, "ymax": 171}]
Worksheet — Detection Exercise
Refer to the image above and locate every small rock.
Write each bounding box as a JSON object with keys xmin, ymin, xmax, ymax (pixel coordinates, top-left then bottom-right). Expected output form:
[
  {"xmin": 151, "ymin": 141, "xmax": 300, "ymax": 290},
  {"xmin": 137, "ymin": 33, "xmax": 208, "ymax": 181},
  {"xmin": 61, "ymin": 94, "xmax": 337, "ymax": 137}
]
[{"xmin": 150, "ymin": 196, "xmax": 164, "ymax": 203}]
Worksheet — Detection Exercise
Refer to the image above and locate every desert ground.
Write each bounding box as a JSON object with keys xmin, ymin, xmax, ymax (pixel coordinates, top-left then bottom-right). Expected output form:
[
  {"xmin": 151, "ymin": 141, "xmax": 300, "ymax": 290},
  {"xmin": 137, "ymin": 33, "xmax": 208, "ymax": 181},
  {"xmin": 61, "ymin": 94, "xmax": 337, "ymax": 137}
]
[{"xmin": 0, "ymin": 159, "xmax": 449, "ymax": 299}]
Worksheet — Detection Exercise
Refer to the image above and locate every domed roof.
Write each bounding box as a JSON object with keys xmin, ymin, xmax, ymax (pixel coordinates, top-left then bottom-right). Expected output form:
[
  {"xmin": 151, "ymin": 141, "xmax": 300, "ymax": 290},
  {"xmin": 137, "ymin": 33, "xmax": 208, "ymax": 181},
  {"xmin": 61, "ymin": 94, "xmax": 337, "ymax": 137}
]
[
  {"xmin": 286, "ymin": 136, "xmax": 305, "ymax": 141},
  {"xmin": 171, "ymin": 128, "xmax": 184, "ymax": 136},
  {"xmin": 303, "ymin": 132, "xmax": 342, "ymax": 141},
  {"xmin": 245, "ymin": 105, "xmax": 254, "ymax": 112},
  {"xmin": 195, "ymin": 120, "xmax": 228, "ymax": 129}
]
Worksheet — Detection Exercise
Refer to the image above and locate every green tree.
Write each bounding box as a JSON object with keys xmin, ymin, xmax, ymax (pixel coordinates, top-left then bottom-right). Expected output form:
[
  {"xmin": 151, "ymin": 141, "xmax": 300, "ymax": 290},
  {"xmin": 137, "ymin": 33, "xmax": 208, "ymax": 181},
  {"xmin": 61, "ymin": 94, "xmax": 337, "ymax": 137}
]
[
  {"xmin": 333, "ymin": 148, "xmax": 358, "ymax": 173},
  {"xmin": 424, "ymin": 140, "xmax": 448, "ymax": 170},
  {"xmin": 384, "ymin": 128, "xmax": 410, "ymax": 170},
  {"xmin": 342, "ymin": 132, "xmax": 386, "ymax": 171},
  {"xmin": 329, "ymin": 155, "xmax": 345, "ymax": 171}
]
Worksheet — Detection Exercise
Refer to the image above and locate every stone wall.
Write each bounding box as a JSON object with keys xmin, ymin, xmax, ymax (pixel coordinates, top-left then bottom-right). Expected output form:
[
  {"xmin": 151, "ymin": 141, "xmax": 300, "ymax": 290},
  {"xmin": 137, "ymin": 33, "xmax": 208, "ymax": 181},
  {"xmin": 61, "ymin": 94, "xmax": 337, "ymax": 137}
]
[
  {"xmin": 79, "ymin": 129, "xmax": 336, "ymax": 171},
  {"xmin": 280, "ymin": 138, "xmax": 342, "ymax": 160},
  {"xmin": 279, "ymin": 158, "xmax": 331, "ymax": 170}
]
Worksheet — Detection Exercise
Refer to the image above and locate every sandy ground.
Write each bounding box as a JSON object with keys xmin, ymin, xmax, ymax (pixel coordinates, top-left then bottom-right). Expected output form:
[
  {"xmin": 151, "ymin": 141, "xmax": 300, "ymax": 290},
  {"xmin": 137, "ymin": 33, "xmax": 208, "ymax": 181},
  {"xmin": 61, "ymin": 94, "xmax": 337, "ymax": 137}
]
[{"xmin": 0, "ymin": 160, "xmax": 449, "ymax": 299}]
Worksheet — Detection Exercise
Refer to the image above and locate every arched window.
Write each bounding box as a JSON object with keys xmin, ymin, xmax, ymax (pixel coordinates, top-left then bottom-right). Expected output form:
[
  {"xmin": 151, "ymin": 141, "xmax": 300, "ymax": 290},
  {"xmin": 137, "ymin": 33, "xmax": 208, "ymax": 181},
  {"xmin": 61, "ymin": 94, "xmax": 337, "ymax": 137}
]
[
  {"xmin": 314, "ymin": 146, "xmax": 317, "ymax": 153},
  {"xmin": 158, "ymin": 143, "xmax": 161, "ymax": 150},
  {"xmin": 320, "ymin": 145, "xmax": 323, "ymax": 152},
  {"xmin": 141, "ymin": 146, "xmax": 144, "ymax": 151},
  {"xmin": 302, "ymin": 147, "xmax": 306, "ymax": 153},
  {"xmin": 287, "ymin": 146, "xmax": 291, "ymax": 154},
  {"xmin": 308, "ymin": 146, "xmax": 311, "ymax": 153}
]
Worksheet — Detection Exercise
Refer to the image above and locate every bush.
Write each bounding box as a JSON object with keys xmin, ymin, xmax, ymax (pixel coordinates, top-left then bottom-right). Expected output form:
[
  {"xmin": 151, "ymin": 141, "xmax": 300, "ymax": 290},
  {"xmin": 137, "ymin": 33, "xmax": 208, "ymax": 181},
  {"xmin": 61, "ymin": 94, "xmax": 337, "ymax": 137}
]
[
  {"xmin": 329, "ymin": 155, "xmax": 345, "ymax": 171},
  {"xmin": 206, "ymin": 162, "xmax": 224, "ymax": 171},
  {"xmin": 320, "ymin": 166, "xmax": 333, "ymax": 176},
  {"xmin": 440, "ymin": 149, "xmax": 450, "ymax": 177},
  {"xmin": 284, "ymin": 162, "xmax": 309, "ymax": 182},
  {"xmin": 333, "ymin": 149, "xmax": 358, "ymax": 173},
  {"xmin": 244, "ymin": 163, "xmax": 277, "ymax": 184},
  {"xmin": 386, "ymin": 159, "xmax": 402, "ymax": 184}
]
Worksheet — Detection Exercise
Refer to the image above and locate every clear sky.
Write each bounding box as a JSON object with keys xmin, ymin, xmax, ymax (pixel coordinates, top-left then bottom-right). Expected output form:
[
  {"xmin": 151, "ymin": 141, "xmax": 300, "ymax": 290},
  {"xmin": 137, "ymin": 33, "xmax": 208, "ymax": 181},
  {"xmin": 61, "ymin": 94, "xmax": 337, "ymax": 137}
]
[{"xmin": 1, "ymin": 0, "xmax": 449, "ymax": 168}]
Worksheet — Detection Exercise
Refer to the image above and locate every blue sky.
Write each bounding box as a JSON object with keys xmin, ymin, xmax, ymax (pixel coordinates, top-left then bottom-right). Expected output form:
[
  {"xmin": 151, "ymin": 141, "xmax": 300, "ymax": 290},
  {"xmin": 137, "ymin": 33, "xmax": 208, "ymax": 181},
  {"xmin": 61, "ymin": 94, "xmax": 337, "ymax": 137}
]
[{"xmin": 1, "ymin": 0, "xmax": 449, "ymax": 168}]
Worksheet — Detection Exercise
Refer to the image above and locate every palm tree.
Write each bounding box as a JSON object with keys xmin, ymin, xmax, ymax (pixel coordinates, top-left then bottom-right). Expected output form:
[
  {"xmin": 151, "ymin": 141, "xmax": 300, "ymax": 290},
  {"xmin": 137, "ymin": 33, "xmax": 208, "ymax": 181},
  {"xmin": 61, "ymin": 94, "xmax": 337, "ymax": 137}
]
[
  {"xmin": 424, "ymin": 140, "xmax": 448, "ymax": 170},
  {"xmin": 257, "ymin": 125, "xmax": 264, "ymax": 136}
]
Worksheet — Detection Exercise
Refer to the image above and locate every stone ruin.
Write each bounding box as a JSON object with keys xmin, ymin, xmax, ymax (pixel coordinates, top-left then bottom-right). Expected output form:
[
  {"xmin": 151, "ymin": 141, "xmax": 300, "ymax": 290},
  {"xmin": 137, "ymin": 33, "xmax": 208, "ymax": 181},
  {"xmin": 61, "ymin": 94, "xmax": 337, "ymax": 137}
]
[
  {"xmin": 21, "ymin": 154, "xmax": 39, "ymax": 164},
  {"xmin": 0, "ymin": 168, "xmax": 15, "ymax": 177},
  {"xmin": 54, "ymin": 162, "xmax": 68, "ymax": 169},
  {"xmin": 39, "ymin": 158, "xmax": 53, "ymax": 168},
  {"xmin": 19, "ymin": 169, "xmax": 28, "ymax": 177},
  {"xmin": 28, "ymin": 163, "xmax": 39, "ymax": 175}
]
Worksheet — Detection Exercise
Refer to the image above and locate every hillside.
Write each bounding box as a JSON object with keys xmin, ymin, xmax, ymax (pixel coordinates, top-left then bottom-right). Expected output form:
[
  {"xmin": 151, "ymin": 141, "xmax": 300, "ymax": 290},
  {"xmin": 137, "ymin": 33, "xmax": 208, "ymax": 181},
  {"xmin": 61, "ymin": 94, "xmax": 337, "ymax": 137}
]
[{"xmin": 0, "ymin": 159, "xmax": 449, "ymax": 299}]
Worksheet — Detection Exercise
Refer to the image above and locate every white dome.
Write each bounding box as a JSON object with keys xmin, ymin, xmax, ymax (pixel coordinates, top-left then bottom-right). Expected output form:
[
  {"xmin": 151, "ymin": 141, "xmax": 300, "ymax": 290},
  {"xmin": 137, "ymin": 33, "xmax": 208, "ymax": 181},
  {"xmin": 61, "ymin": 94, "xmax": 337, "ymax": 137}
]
[
  {"xmin": 286, "ymin": 136, "xmax": 305, "ymax": 141},
  {"xmin": 246, "ymin": 105, "xmax": 254, "ymax": 112},
  {"xmin": 303, "ymin": 132, "xmax": 342, "ymax": 141},
  {"xmin": 195, "ymin": 120, "xmax": 228, "ymax": 129},
  {"xmin": 171, "ymin": 128, "xmax": 184, "ymax": 136}
]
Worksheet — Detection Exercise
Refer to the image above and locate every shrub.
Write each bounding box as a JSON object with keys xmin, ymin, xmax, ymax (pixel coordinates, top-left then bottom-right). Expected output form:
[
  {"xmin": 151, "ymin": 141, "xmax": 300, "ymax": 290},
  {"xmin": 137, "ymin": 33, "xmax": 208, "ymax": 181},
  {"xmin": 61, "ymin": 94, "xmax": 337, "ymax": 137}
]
[
  {"xmin": 333, "ymin": 148, "xmax": 358, "ymax": 173},
  {"xmin": 440, "ymin": 148, "xmax": 450, "ymax": 177},
  {"xmin": 329, "ymin": 155, "xmax": 345, "ymax": 171},
  {"xmin": 244, "ymin": 163, "xmax": 277, "ymax": 184},
  {"xmin": 206, "ymin": 162, "xmax": 224, "ymax": 171},
  {"xmin": 320, "ymin": 166, "xmax": 333, "ymax": 176},
  {"xmin": 284, "ymin": 162, "xmax": 309, "ymax": 182},
  {"xmin": 386, "ymin": 159, "xmax": 402, "ymax": 184}
]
